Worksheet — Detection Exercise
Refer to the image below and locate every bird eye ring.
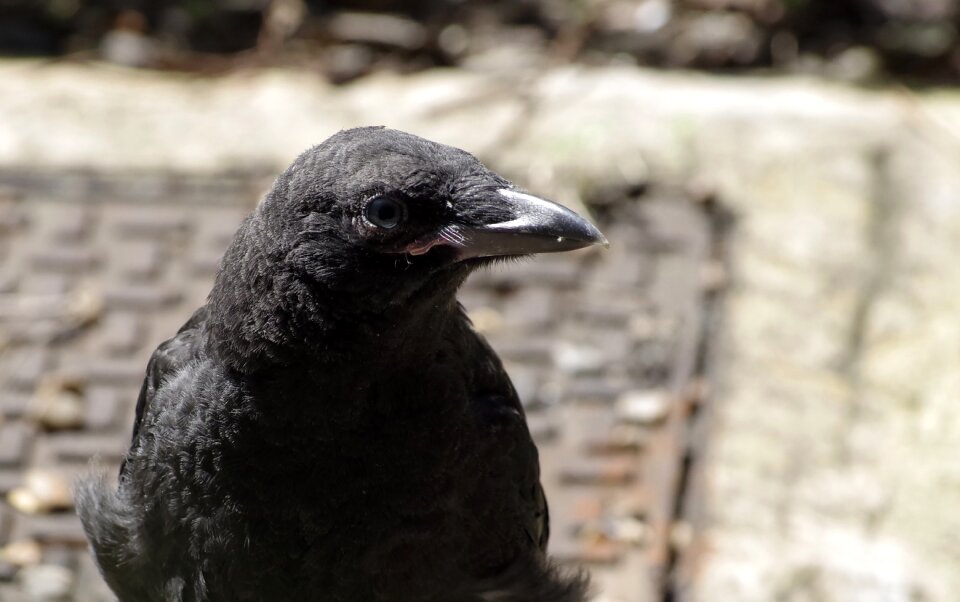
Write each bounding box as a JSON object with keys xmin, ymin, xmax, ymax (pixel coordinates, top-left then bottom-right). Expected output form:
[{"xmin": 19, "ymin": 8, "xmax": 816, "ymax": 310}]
[{"xmin": 364, "ymin": 196, "xmax": 407, "ymax": 230}]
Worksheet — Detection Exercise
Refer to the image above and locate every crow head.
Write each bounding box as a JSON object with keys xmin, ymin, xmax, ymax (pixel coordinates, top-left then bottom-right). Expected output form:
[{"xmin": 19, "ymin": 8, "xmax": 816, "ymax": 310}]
[
  {"xmin": 210, "ymin": 127, "xmax": 606, "ymax": 366},
  {"xmin": 257, "ymin": 127, "xmax": 605, "ymax": 306}
]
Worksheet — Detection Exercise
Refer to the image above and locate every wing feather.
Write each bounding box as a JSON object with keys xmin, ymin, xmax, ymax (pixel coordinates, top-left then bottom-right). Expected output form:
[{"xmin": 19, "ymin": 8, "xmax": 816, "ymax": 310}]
[
  {"xmin": 121, "ymin": 306, "xmax": 209, "ymax": 478},
  {"xmin": 465, "ymin": 320, "xmax": 551, "ymax": 554},
  {"xmin": 461, "ymin": 320, "xmax": 588, "ymax": 601}
]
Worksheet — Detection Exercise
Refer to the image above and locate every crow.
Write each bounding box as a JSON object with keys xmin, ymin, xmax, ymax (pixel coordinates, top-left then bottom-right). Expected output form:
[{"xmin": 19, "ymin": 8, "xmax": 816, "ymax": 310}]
[{"xmin": 77, "ymin": 127, "xmax": 607, "ymax": 602}]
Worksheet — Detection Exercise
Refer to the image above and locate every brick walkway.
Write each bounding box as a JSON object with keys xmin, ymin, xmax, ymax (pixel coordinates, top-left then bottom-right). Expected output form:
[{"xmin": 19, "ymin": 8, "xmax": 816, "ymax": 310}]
[{"xmin": 0, "ymin": 170, "xmax": 714, "ymax": 601}]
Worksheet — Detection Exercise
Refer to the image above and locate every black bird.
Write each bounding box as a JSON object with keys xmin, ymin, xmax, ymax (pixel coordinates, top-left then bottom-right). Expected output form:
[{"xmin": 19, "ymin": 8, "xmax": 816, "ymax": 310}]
[{"xmin": 77, "ymin": 127, "xmax": 607, "ymax": 602}]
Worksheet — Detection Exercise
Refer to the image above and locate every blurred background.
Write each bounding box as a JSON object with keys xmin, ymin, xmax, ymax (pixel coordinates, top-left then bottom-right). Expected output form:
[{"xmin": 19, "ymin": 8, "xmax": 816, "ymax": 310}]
[
  {"xmin": 1, "ymin": 1, "xmax": 959, "ymax": 601},
  {"xmin": 6, "ymin": 0, "xmax": 960, "ymax": 81}
]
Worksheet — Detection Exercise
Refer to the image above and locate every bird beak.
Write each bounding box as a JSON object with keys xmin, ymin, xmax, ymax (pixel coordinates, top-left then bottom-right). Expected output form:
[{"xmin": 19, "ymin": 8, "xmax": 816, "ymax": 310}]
[{"xmin": 406, "ymin": 189, "xmax": 608, "ymax": 260}]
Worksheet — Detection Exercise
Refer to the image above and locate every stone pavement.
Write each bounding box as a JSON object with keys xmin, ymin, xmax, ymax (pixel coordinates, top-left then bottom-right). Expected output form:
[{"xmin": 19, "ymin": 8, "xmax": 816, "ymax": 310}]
[
  {"xmin": 1, "ymin": 61, "xmax": 959, "ymax": 601},
  {"xmin": 0, "ymin": 168, "xmax": 715, "ymax": 600}
]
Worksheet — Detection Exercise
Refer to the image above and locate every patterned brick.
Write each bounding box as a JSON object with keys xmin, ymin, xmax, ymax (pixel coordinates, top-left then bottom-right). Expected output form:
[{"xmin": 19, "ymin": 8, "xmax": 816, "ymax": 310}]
[
  {"xmin": 117, "ymin": 243, "xmax": 163, "ymax": 280},
  {"xmin": 83, "ymin": 388, "xmax": 126, "ymax": 431},
  {"xmin": 0, "ymin": 472, "xmax": 23, "ymax": 496},
  {"xmin": 552, "ymin": 539, "xmax": 626, "ymax": 565},
  {"xmin": 191, "ymin": 248, "xmax": 224, "ymax": 276},
  {"xmin": 473, "ymin": 259, "xmax": 582, "ymax": 289},
  {"xmin": 46, "ymin": 433, "xmax": 128, "ymax": 464},
  {"xmin": 10, "ymin": 514, "xmax": 86, "ymax": 546},
  {"xmin": 489, "ymin": 337, "xmax": 553, "ymax": 364},
  {"xmin": 0, "ymin": 501, "xmax": 11, "ymax": 542},
  {"xmin": 104, "ymin": 285, "xmax": 182, "ymax": 311},
  {"xmin": 29, "ymin": 247, "xmax": 99, "ymax": 272},
  {"xmin": 96, "ymin": 313, "xmax": 145, "ymax": 357},
  {"xmin": 500, "ymin": 287, "xmax": 558, "ymax": 331},
  {"xmin": 0, "ymin": 270, "xmax": 16, "ymax": 293},
  {"xmin": 563, "ymin": 378, "xmax": 623, "ymax": 403},
  {"xmin": 0, "ymin": 394, "xmax": 32, "ymax": 420},
  {"xmin": 525, "ymin": 414, "xmax": 559, "ymax": 443},
  {"xmin": 504, "ymin": 367, "xmax": 540, "ymax": 408},
  {"xmin": 576, "ymin": 296, "xmax": 650, "ymax": 327},
  {"xmin": 17, "ymin": 274, "xmax": 71, "ymax": 296},
  {"xmin": 114, "ymin": 211, "xmax": 188, "ymax": 239},
  {"xmin": 4, "ymin": 321, "xmax": 64, "ymax": 345},
  {"xmin": 583, "ymin": 428, "xmax": 649, "ymax": 456},
  {"xmin": 48, "ymin": 206, "xmax": 93, "ymax": 242},
  {"xmin": 41, "ymin": 545, "xmax": 75, "ymax": 568},
  {"xmin": 0, "ymin": 203, "xmax": 27, "ymax": 232},
  {"xmin": 558, "ymin": 459, "xmax": 637, "ymax": 486},
  {"xmin": 73, "ymin": 553, "xmax": 116, "ymax": 602},
  {"xmin": 2, "ymin": 347, "xmax": 50, "ymax": 392},
  {"xmin": 0, "ymin": 423, "xmax": 33, "ymax": 467},
  {"xmin": 0, "ymin": 562, "xmax": 16, "ymax": 583},
  {"xmin": 81, "ymin": 359, "xmax": 145, "ymax": 387}
]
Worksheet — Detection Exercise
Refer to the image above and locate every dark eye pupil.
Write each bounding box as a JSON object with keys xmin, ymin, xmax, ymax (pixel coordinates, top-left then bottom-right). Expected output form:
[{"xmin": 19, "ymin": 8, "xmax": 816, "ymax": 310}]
[{"xmin": 366, "ymin": 197, "xmax": 404, "ymax": 229}]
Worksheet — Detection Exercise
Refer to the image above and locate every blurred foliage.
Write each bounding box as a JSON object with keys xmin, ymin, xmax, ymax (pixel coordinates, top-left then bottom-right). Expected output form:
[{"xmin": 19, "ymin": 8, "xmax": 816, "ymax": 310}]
[{"xmin": 0, "ymin": 0, "xmax": 958, "ymax": 82}]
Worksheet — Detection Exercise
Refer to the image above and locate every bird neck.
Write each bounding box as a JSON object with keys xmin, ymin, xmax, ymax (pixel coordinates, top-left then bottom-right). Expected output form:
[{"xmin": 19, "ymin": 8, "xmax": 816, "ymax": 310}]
[{"xmin": 205, "ymin": 234, "xmax": 463, "ymax": 374}]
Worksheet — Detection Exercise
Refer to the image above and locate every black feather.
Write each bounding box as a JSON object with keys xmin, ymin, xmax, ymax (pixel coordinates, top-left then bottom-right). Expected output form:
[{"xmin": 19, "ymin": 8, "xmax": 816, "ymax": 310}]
[{"xmin": 77, "ymin": 127, "xmax": 590, "ymax": 602}]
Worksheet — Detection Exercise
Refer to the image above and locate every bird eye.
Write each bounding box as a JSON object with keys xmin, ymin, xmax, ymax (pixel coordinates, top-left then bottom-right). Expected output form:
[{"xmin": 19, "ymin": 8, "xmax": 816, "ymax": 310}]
[{"xmin": 364, "ymin": 196, "xmax": 406, "ymax": 229}]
